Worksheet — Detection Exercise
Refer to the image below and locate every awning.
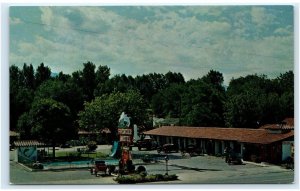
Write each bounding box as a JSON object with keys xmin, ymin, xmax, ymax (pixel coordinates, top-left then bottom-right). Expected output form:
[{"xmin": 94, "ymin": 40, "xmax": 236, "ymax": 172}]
[
  {"xmin": 10, "ymin": 131, "xmax": 20, "ymax": 137},
  {"xmin": 14, "ymin": 140, "xmax": 45, "ymax": 147}
]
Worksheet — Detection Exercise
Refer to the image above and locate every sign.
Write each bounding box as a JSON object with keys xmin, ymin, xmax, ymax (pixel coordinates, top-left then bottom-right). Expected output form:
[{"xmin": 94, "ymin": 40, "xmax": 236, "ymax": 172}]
[
  {"xmin": 18, "ymin": 146, "xmax": 37, "ymax": 163},
  {"xmin": 118, "ymin": 128, "xmax": 132, "ymax": 135},
  {"xmin": 120, "ymin": 135, "xmax": 131, "ymax": 142},
  {"xmin": 118, "ymin": 112, "xmax": 130, "ymax": 128}
]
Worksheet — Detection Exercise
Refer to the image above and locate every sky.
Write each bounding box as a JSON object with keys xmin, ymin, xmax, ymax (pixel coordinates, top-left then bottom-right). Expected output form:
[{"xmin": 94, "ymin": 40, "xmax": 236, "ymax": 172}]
[{"xmin": 9, "ymin": 6, "xmax": 294, "ymax": 85}]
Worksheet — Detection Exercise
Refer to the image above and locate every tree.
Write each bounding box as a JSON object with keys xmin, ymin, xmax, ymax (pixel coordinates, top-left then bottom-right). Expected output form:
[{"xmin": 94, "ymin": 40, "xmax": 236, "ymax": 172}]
[
  {"xmin": 34, "ymin": 80, "xmax": 84, "ymax": 121},
  {"xmin": 71, "ymin": 71, "xmax": 83, "ymax": 87},
  {"xmin": 275, "ymin": 71, "xmax": 293, "ymax": 94},
  {"xmin": 82, "ymin": 61, "xmax": 96, "ymax": 101},
  {"xmin": 78, "ymin": 90, "xmax": 148, "ymax": 141},
  {"xmin": 181, "ymin": 79, "xmax": 225, "ymax": 127},
  {"xmin": 17, "ymin": 112, "xmax": 33, "ymax": 139},
  {"xmin": 151, "ymin": 84, "xmax": 185, "ymax": 118},
  {"xmin": 10, "ymin": 65, "xmax": 22, "ymax": 87},
  {"xmin": 134, "ymin": 73, "xmax": 167, "ymax": 103},
  {"xmin": 202, "ymin": 70, "xmax": 224, "ymax": 91},
  {"xmin": 165, "ymin": 71, "xmax": 185, "ymax": 86},
  {"xmin": 224, "ymin": 72, "xmax": 294, "ymax": 128},
  {"xmin": 95, "ymin": 65, "xmax": 110, "ymax": 85},
  {"xmin": 95, "ymin": 74, "xmax": 136, "ymax": 96},
  {"xmin": 224, "ymin": 91, "xmax": 263, "ymax": 128},
  {"xmin": 22, "ymin": 63, "xmax": 35, "ymax": 89},
  {"xmin": 19, "ymin": 98, "xmax": 75, "ymax": 159},
  {"xmin": 56, "ymin": 71, "xmax": 71, "ymax": 82},
  {"xmin": 10, "ymin": 87, "xmax": 34, "ymax": 130},
  {"xmin": 35, "ymin": 63, "xmax": 51, "ymax": 87}
]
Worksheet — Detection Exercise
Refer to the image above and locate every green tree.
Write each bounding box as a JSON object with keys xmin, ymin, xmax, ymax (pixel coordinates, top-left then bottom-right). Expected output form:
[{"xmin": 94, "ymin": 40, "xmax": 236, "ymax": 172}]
[
  {"xmin": 151, "ymin": 84, "xmax": 185, "ymax": 118},
  {"xmin": 71, "ymin": 71, "xmax": 83, "ymax": 87},
  {"xmin": 82, "ymin": 61, "xmax": 96, "ymax": 101},
  {"xmin": 19, "ymin": 99, "xmax": 74, "ymax": 159},
  {"xmin": 202, "ymin": 70, "xmax": 224, "ymax": 91},
  {"xmin": 78, "ymin": 90, "xmax": 147, "ymax": 141},
  {"xmin": 95, "ymin": 65, "xmax": 110, "ymax": 85},
  {"xmin": 165, "ymin": 71, "xmax": 185, "ymax": 86},
  {"xmin": 35, "ymin": 63, "xmax": 51, "ymax": 87},
  {"xmin": 275, "ymin": 71, "xmax": 294, "ymax": 94},
  {"xmin": 10, "ymin": 86, "xmax": 34, "ymax": 131},
  {"xmin": 34, "ymin": 80, "xmax": 84, "ymax": 121},
  {"xmin": 56, "ymin": 71, "xmax": 71, "ymax": 82},
  {"xmin": 95, "ymin": 74, "xmax": 136, "ymax": 96},
  {"xmin": 135, "ymin": 73, "xmax": 167, "ymax": 103},
  {"xmin": 181, "ymin": 79, "xmax": 225, "ymax": 127},
  {"xmin": 22, "ymin": 63, "xmax": 35, "ymax": 89},
  {"xmin": 224, "ymin": 72, "xmax": 294, "ymax": 128},
  {"xmin": 10, "ymin": 65, "xmax": 34, "ymax": 130},
  {"xmin": 10, "ymin": 65, "xmax": 23, "ymax": 87},
  {"xmin": 224, "ymin": 91, "xmax": 263, "ymax": 128}
]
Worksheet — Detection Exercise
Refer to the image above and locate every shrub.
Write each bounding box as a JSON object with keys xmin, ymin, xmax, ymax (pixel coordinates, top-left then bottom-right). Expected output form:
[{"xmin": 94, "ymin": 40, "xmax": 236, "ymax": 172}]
[
  {"xmin": 155, "ymin": 174, "xmax": 164, "ymax": 181},
  {"xmin": 136, "ymin": 165, "xmax": 146, "ymax": 174},
  {"xmin": 86, "ymin": 141, "xmax": 97, "ymax": 151},
  {"xmin": 114, "ymin": 173, "xmax": 178, "ymax": 184},
  {"xmin": 140, "ymin": 171, "xmax": 147, "ymax": 178},
  {"xmin": 147, "ymin": 174, "xmax": 157, "ymax": 182},
  {"xmin": 115, "ymin": 174, "xmax": 142, "ymax": 184},
  {"xmin": 163, "ymin": 174, "xmax": 178, "ymax": 181}
]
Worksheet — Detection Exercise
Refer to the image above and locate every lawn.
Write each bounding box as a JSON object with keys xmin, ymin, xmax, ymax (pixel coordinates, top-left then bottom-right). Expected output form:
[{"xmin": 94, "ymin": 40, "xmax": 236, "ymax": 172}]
[{"xmin": 49, "ymin": 150, "xmax": 109, "ymax": 159}]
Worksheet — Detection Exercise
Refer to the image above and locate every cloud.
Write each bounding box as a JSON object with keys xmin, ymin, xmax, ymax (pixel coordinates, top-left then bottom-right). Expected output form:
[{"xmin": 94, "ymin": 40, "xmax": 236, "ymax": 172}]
[
  {"xmin": 10, "ymin": 17, "xmax": 22, "ymax": 25},
  {"xmin": 9, "ymin": 6, "xmax": 294, "ymax": 85}
]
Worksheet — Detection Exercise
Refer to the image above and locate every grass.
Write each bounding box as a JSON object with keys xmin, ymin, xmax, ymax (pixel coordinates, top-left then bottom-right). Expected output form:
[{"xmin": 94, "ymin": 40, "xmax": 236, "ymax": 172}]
[{"xmin": 50, "ymin": 151, "xmax": 108, "ymax": 159}]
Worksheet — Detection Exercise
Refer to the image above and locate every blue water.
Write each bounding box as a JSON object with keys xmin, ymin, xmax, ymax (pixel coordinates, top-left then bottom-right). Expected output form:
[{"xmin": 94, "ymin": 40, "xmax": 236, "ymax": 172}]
[{"xmin": 43, "ymin": 159, "xmax": 119, "ymax": 167}]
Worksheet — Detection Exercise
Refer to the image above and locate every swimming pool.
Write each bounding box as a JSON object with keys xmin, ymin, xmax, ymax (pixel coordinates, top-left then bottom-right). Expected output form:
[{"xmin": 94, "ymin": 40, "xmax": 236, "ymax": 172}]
[{"xmin": 42, "ymin": 159, "xmax": 119, "ymax": 170}]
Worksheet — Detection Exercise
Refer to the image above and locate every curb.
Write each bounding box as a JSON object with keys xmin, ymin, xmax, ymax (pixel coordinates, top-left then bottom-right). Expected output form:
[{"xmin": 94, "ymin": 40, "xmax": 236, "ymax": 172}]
[
  {"xmin": 242, "ymin": 160, "xmax": 278, "ymax": 167},
  {"xmin": 15, "ymin": 162, "xmax": 36, "ymax": 172}
]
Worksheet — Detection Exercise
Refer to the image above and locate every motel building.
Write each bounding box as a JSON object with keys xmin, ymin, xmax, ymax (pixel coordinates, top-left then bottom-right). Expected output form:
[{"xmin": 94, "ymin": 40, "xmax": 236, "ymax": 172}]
[{"xmin": 144, "ymin": 118, "xmax": 294, "ymax": 164}]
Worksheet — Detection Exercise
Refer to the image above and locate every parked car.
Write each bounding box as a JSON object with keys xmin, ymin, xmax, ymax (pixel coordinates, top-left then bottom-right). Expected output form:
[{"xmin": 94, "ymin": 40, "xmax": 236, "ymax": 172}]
[
  {"xmin": 60, "ymin": 143, "xmax": 71, "ymax": 148},
  {"xmin": 182, "ymin": 144, "xmax": 203, "ymax": 156},
  {"xmin": 157, "ymin": 143, "xmax": 179, "ymax": 153},
  {"xmin": 136, "ymin": 138, "xmax": 158, "ymax": 151},
  {"xmin": 226, "ymin": 152, "xmax": 243, "ymax": 165},
  {"xmin": 90, "ymin": 160, "xmax": 108, "ymax": 176}
]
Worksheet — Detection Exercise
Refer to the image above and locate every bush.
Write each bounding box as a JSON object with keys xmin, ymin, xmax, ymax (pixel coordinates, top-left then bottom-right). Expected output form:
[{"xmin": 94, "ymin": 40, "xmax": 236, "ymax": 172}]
[
  {"xmin": 114, "ymin": 173, "xmax": 178, "ymax": 184},
  {"xmin": 147, "ymin": 174, "xmax": 157, "ymax": 182},
  {"xmin": 86, "ymin": 141, "xmax": 97, "ymax": 151},
  {"xmin": 163, "ymin": 174, "xmax": 178, "ymax": 181},
  {"xmin": 116, "ymin": 174, "xmax": 143, "ymax": 184},
  {"xmin": 155, "ymin": 174, "xmax": 164, "ymax": 181},
  {"xmin": 136, "ymin": 165, "xmax": 146, "ymax": 174}
]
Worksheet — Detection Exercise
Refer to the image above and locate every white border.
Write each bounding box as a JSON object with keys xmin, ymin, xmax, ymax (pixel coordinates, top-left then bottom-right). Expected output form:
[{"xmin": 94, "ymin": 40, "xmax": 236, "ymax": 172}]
[{"xmin": 1, "ymin": 1, "xmax": 300, "ymax": 190}]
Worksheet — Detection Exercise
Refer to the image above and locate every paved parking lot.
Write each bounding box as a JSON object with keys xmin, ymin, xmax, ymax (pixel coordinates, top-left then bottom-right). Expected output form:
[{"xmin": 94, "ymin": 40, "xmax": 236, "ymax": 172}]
[
  {"xmin": 132, "ymin": 149, "xmax": 294, "ymax": 184},
  {"xmin": 9, "ymin": 145, "xmax": 294, "ymax": 185}
]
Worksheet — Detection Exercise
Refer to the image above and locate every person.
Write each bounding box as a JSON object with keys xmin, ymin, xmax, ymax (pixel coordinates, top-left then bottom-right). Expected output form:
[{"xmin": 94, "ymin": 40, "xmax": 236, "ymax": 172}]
[
  {"xmin": 118, "ymin": 159, "xmax": 125, "ymax": 175},
  {"xmin": 224, "ymin": 146, "xmax": 232, "ymax": 163}
]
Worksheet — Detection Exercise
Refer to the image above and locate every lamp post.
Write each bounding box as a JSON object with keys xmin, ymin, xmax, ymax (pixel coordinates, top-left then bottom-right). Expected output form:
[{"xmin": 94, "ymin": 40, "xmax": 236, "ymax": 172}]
[{"xmin": 165, "ymin": 155, "xmax": 169, "ymax": 175}]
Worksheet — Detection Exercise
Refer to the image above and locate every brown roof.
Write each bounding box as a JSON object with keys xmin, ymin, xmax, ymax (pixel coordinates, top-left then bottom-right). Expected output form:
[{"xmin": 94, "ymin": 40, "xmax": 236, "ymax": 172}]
[
  {"xmin": 283, "ymin": 118, "xmax": 294, "ymax": 126},
  {"xmin": 282, "ymin": 118, "xmax": 294, "ymax": 129},
  {"xmin": 260, "ymin": 118, "xmax": 294, "ymax": 130},
  {"xmin": 144, "ymin": 126, "xmax": 294, "ymax": 144},
  {"xmin": 14, "ymin": 140, "xmax": 45, "ymax": 147}
]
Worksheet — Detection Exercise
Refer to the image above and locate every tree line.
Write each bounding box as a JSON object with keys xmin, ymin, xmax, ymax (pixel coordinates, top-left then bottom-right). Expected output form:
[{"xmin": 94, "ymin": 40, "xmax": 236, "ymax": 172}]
[{"xmin": 10, "ymin": 61, "xmax": 294, "ymax": 148}]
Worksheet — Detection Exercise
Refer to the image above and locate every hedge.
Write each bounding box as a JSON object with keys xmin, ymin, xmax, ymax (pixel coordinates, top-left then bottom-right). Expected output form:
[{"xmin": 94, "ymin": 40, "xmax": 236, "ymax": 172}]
[{"xmin": 115, "ymin": 174, "xmax": 178, "ymax": 184}]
